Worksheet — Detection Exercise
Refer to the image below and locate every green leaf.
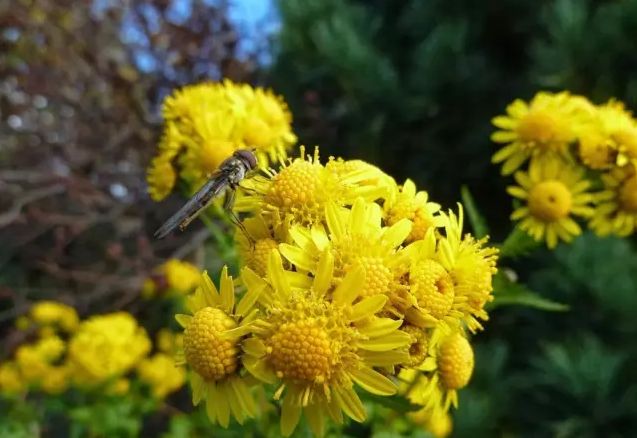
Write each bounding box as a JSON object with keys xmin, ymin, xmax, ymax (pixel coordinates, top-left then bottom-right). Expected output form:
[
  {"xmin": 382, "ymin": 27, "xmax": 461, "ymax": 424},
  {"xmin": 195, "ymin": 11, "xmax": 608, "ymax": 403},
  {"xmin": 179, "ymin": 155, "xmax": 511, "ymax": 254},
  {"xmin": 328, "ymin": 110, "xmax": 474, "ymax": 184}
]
[
  {"xmin": 490, "ymin": 271, "xmax": 569, "ymax": 311},
  {"xmin": 498, "ymin": 227, "xmax": 540, "ymax": 259},
  {"xmin": 460, "ymin": 186, "xmax": 488, "ymax": 239}
]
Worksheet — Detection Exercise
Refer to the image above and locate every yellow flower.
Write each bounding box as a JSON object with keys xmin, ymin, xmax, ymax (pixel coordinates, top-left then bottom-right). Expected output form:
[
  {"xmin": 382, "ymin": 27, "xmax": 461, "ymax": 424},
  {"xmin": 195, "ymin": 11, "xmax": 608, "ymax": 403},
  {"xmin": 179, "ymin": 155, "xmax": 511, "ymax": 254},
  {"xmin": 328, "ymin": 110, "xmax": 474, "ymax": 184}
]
[
  {"xmin": 400, "ymin": 330, "xmax": 474, "ymax": 414},
  {"xmin": 156, "ymin": 329, "xmax": 183, "ymax": 355},
  {"xmin": 437, "ymin": 207, "xmax": 499, "ymax": 332},
  {"xmin": 242, "ymin": 250, "xmax": 410, "ymax": 437},
  {"xmin": 147, "ymin": 81, "xmax": 296, "ymax": 200},
  {"xmin": 67, "ymin": 312, "xmax": 151, "ymax": 385},
  {"xmin": 40, "ymin": 365, "xmax": 70, "ymax": 395},
  {"xmin": 0, "ymin": 362, "xmax": 26, "ymax": 394},
  {"xmin": 137, "ymin": 353, "xmax": 186, "ymax": 399},
  {"xmin": 15, "ymin": 335, "xmax": 65, "ymax": 384},
  {"xmin": 279, "ymin": 198, "xmax": 412, "ymax": 310},
  {"xmin": 325, "ymin": 157, "xmax": 396, "ymax": 196},
  {"xmin": 597, "ymin": 100, "xmax": 637, "ymax": 166},
  {"xmin": 492, "ymin": 92, "xmax": 592, "ymax": 174},
  {"xmin": 147, "ymin": 154, "xmax": 178, "ymax": 201},
  {"xmin": 236, "ymin": 214, "xmax": 288, "ymax": 276},
  {"xmin": 384, "ymin": 179, "xmax": 444, "ymax": 243},
  {"xmin": 589, "ymin": 163, "xmax": 637, "ymax": 236},
  {"xmin": 409, "ymin": 408, "xmax": 453, "ymax": 438},
  {"xmin": 175, "ymin": 267, "xmax": 260, "ymax": 428},
  {"xmin": 507, "ymin": 158, "xmax": 595, "ymax": 248},
  {"xmin": 29, "ymin": 300, "xmax": 79, "ymax": 332},
  {"xmin": 235, "ymin": 147, "xmax": 390, "ymax": 232},
  {"xmin": 143, "ymin": 259, "xmax": 201, "ymax": 298}
]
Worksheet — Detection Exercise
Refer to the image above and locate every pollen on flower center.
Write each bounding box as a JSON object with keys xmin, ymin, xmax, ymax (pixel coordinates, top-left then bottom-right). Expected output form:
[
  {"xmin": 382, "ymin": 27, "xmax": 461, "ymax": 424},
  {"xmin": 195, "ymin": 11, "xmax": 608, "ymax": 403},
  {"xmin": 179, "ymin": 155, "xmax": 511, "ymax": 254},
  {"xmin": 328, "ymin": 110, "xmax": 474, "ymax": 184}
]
[
  {"xmin": 354, "ymin": 256, "xmax": 392, "ymax": 297},
  {"xmin": 528, "ymin": 180, "xmax": 573, "ymax": 221},
  {"xmin": 410, "ymin": 259, "xmax": 455, "ymax": 320},
  {"xmin": 516, "ymin": 111, "xmax": 559, "ymax": 145},
  {"xmin": 437, "ymin": 334, "xmax": 474, "ymax": 390},
  {"xmin": 199, "ymin": 139, "xmax": 234, "ymax": 174},
  {"xmin": 266, "ymin": 320, "xmax": 335, "ymax": 383},
  {"xmin": 619, "ymin": 176, "xmax": 637, "ymax": 212},
  {"xmin": 269, "ymin": 160, "xmax": 319, "ymax": 207},
  {"xmin": 183, "ymin": 307, "xmax": 239, "ymax": 381},
  {"xmin": 251, "ymin": 238, "xmax": 279, "ymax": 275}
]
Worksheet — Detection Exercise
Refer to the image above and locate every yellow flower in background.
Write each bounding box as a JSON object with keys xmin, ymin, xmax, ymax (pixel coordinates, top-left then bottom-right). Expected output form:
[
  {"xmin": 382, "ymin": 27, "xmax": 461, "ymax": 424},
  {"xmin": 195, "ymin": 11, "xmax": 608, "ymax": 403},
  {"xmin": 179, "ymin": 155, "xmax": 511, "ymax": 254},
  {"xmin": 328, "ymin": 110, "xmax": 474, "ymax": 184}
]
[
  {"xmin": 137, "ymin": 353, "xmax": 186, "ymax": 399},
  {"xmin": 409, "ymin": 408, "xmax": 453, "ymax": 438},
  {"xmin": 235, "ymin": 146, "xmax": 391, "ymax": 232},
  {"xmin": 596, "ymin": 100, "xmax": 637, "ymax": 166},
  {"xmin": 147, "ymin": 155, "xmax": 177, "ymax": 201},
  {"xmin": 242, "ymin": 250, "xmax": 410, "ymax": 437},
  {"xmin": 0, "ymin": 362, "xmax": 25, "ymax": 394},
  {"xmin": 384, "ymin": 179, "xmax": 445, "ymax": 243},
  {"xmin": 29, "ymin": 300, "xmax": 79, "ymax": 332},
  {"xmin": 400, "ymin": 330, "xmax": 474, "ymax": 415},
  {"xmin": 156, "ymin": 328, "xmax": 183, "ymax": 355},
  {"xmin": 507, "ymin": 158, "xmax": 595, "ymax": 248},
  {"xmin": 67, "ymin": 312, "xmax": 151, "ymax": 385},
  {"xmin": 15, "ymin": 335, "xmax": 65, "ymax": 383},
  {"xmin": 147, "ymin": 80, "xmax": 297, "ymax": 200},
  {"xmin": 590, "ymin": 164, "xmax": 637, "ymax": 236},
  {"xmin": 175, "ymin": 267, "xmax": 260, "ymax": 428},
  {"xmin": 491, "ymin": 92, "xmax": 592, "ymax": 174},
  {"xmin": 143, "ymin": 259, "xmax": 201, "ymax": 298},
  {"xmin": 279, "ymin": 198, "xmax": 412, "ymax": 308}
]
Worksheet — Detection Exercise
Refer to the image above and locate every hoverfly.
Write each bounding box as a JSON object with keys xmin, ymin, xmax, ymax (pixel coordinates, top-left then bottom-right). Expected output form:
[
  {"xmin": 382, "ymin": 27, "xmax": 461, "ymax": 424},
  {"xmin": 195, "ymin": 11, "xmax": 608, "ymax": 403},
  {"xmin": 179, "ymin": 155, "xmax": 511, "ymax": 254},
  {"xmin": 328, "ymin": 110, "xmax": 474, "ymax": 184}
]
[{"xmin": 154, "ymin": 149, "xmax": 258, "ymax": 239}]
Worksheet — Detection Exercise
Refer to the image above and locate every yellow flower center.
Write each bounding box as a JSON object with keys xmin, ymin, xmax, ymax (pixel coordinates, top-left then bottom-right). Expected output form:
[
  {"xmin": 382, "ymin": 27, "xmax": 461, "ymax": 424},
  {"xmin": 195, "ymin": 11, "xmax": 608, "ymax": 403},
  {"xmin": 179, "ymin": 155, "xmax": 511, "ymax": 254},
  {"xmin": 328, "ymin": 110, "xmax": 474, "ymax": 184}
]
[
  {"xmin": 354, "ymin": 256, "xmax": 393, "ymax": 297},
  {"xmin": 250, "ymin": 238, "xmax": 279, "ymax": 276},
  {"xmin": 528, "ymin": 180, "xmax": 572, "ymax": 221},
  {"xmin": 269, "ymin": 160, "xmax": 319, "ymax": 208},
  {"xmin": 517, "ymin": 111, "xmax": 559, "ymax": 146},
  {"xmin": 410, "ymin": 259, "xmax": 455, "ymax": 320},
  {"xmin": 619, "ymin": 176, "xmax": 637, "ymax": 212},
  {"xmin": 199, "ymin": 139, "xmax": 234, "ymax": 175},
  {"xmin": 183, "ymin": 307, "xmax": 239, "ymax": 381},
  {"xmin": 267, "ymin": 320, "xmax": 335, "ymax": 383},
  {"xmin": 402, "ymin": 325, "xmax": 429, "ymax": 367},
  {"xmin": 244, "ymin": 117, "xmax": 273, "ymax": 148},
  {"xmin": 437, "ymin": 333, "xmax": 474, "ymax": 390}
]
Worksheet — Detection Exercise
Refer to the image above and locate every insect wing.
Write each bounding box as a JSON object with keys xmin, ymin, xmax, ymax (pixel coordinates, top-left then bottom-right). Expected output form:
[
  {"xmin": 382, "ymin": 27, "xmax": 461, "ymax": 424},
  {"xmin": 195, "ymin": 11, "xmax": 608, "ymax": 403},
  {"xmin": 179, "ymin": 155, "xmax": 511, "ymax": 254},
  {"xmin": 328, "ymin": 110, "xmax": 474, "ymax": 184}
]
[{"xmin": 153, "ymin": 173, "xmax": 230, "ymax": 239}]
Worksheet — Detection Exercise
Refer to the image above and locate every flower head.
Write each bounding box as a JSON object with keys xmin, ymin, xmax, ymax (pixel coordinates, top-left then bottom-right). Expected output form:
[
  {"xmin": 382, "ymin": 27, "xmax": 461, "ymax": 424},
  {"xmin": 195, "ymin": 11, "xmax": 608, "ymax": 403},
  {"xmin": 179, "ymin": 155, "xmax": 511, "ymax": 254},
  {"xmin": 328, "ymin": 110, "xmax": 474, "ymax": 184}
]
[
  {"xmin": 137, "ymin": 353, "xmax": 186, "ymax": 399},
  {"xmin": 507, "ymin": 158, "xmax": 595, "ymax": 248},
  {"xmin": 28, "ymin": 301, "xmax": 79, "ymax": 333},
  {"xmin": 492, "ymin": 92, "xmax": 593, "ymax": 174},
  {"xmin": 175, "ymin": 267, "xmax": 260, "ymax": 427},
  {"xmin": 143, "ymin": 259, "xmax": 201, "ymax": 298},
  {"xmin": 147, "ymin": 81, "xmax": 296, "ymax": 200},
  {"xmin": 242, "ymin": 250, "xmax": 410, "ymax": 436},
  {"xmin": 279, "ymin": 198, "xmax": 412, "ymax": 309},
  {"xmin": 235, "ymin": 147, "xmax": 391, "ymax": 235},
  {"xmin": 384, "ymin": 179, "xmax": 444, "ymax": 243},
  {"xmin": 590, "ymin": 163, "xmax": 637, "ymax": 236},
  {"xmin": 400, "ymin": 330, "xmax": 474, "ymax": 414},
  {"xmin": 67, "ymin": 312, "xmax": 151, "ymax": 385}
]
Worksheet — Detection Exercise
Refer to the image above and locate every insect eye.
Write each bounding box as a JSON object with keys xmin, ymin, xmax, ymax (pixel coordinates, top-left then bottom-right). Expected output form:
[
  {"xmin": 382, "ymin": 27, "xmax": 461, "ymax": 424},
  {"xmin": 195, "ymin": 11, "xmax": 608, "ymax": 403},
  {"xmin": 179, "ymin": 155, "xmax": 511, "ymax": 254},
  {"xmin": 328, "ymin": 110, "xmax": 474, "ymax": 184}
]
[{"xmin": 236, "ymin": 149, "xmax": 258, "ymax": 169}]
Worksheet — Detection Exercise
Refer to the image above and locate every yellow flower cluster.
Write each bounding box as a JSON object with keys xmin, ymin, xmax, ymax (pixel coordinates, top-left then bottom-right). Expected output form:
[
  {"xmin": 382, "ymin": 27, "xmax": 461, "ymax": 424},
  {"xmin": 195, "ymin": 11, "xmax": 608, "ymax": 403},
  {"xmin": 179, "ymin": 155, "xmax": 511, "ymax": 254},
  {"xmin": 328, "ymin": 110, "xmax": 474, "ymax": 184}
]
[
  {"xmin": 176, "ymin": 147, "xmax": 498, "ymax": 436},
  {"xmin": 146, "ymin": 80, "xmax": 297, "ymax": 201},
  {"xmin": 1, "ymin": 303, "xmax": 184, "ymax": 400},
  {"xmin": 492, "ymin": 91, "xmax": 637, "ymax": 247},
  {"xmin": 142, "ymin": 259, "xmax": 202, "ymax": 298}
]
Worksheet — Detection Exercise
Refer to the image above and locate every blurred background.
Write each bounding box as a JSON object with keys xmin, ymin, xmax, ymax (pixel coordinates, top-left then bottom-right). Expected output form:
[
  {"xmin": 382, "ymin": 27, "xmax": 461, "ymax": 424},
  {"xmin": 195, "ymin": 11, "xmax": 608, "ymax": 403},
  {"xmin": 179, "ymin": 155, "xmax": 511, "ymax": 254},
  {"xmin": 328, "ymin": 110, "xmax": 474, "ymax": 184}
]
[{"xmin": 1, "ymin": 0, "xmax": 637, "ymax": 436}]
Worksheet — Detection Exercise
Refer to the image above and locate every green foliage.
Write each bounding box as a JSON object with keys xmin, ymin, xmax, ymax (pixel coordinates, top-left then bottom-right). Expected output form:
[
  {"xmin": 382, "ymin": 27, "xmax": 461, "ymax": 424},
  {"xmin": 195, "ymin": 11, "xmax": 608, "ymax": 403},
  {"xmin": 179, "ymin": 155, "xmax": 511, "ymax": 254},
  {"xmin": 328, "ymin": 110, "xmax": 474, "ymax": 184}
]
[
  {"xmin": 491, "ymin": 271, "xmax": 569, "ymax": 312},
  {"xmin": 460, "ymin": 186, "xmax": 489, "ymax": 239}
]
